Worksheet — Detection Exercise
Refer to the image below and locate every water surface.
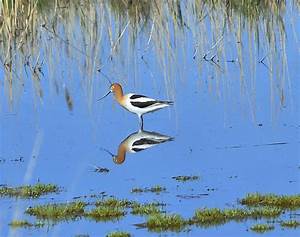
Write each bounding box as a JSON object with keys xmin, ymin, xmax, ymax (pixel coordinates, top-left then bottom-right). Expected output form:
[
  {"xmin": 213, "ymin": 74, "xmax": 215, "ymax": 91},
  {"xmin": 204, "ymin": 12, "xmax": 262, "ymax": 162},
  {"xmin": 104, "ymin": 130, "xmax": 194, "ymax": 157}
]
[{"xmin": 0, "ymin": 1, "xmax": 299, "ymax": 236}]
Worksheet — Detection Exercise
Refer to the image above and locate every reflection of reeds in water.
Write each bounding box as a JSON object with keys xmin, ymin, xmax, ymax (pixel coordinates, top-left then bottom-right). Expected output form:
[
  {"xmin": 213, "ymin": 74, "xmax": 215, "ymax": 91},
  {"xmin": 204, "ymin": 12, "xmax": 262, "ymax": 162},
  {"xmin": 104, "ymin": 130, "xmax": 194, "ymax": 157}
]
[{"xmin": 0, "ymin": 0, "xmax": 298, "ymax": 119}]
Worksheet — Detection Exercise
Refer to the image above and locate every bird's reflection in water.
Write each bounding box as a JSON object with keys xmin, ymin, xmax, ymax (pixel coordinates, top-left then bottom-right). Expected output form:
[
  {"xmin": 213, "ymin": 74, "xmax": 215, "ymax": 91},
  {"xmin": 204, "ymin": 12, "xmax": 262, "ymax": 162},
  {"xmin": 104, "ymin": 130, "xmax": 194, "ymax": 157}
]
[{"xmin": 104, "ymin": 130, "xmax": 174, "ymax": 164}]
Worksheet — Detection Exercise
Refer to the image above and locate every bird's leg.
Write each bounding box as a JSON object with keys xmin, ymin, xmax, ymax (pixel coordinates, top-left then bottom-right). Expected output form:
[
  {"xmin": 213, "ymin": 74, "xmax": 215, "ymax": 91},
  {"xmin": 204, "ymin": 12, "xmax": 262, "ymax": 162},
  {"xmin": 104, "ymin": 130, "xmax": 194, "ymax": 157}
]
[{"xmin": 138, "ymin": 115, "xmax": 144, "ymax": 131}]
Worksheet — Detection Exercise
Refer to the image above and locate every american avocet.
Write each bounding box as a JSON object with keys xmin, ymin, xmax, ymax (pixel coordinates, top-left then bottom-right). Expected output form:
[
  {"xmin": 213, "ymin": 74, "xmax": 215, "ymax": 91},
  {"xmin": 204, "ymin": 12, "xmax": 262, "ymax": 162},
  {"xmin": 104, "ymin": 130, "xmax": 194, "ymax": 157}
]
[
  {"xmin": 102, "ymin": 130, "xmax": 173, "ymax": 164},
  {"xmin": 98, "ymin": 83, "xmax": 173, "ymax": 129}
]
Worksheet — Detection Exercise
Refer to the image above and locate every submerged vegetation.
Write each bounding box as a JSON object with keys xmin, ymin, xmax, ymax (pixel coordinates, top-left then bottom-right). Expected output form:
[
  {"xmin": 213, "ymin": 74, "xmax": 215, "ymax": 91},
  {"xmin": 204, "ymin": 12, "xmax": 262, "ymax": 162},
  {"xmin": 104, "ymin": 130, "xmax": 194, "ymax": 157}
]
[{"xmin": 0, "ymin": 183, "xmax": 59, "ymax": 198}]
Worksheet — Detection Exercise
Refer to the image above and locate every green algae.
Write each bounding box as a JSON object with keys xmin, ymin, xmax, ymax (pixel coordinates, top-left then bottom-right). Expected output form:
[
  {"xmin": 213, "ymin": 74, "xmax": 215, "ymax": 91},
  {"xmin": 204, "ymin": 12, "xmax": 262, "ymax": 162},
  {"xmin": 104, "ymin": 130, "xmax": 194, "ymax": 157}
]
[
  {"xmin": 131, "ymin": 203, "xmax": 162, "ymax": 216},
  {"xmin": 240, "ymin": 193, "xmax": 300, "ymax": 210},
  {"xmin": 86, "ymin": 206, "xmax": 126, "ymax": 222},
  {"xmin": 145, "ymin": 213, "xmax": 187, "ymax": 232},
  {"xmin": 9, "ymin": 220, "xmax": 45, "ymax": 228},
  {"xmin": 25, "ymin": 201, "xmax": 86, "ymax": 221},
  {"xmin": 250, "ymin": 223, "xmax": 274, "ymax": 233},
  {"xmin": 192, "ymin": 207, "xmax": 282, "ymax": 226},
  {"xmin": 280, "ymin": 220, "xmax": 300, "ymax": 228},
  {"xmin": 131, "ymin": 185, "xmax": 166, "ymax": 194},
  {"xmin": 106, "ymin": 231, "xmax": 131, "ymax": 237},
  {"xmin": 0, "ymin": 183, "xmax": 59, "ymax": 198},
  {"xmin": 172, "ymin": 175, "xmax": 199, "ymax": 182}
]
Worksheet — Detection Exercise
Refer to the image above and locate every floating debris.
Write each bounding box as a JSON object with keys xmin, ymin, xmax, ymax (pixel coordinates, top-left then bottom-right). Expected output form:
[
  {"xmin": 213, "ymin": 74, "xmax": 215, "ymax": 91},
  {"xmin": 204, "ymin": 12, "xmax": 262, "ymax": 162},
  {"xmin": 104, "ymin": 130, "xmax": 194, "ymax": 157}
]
[
  {"xmin": 250, "ymin": 223, "xmax": 274, "ymax": 233},
  {"xmin": 25, "ymin": 201, "xmax": 86, "ymax": 221},
  {"xmin": 0, "ymin": 183, "xmax": 59, "ymax": 198},
  {"xmin": 172, "ymin": 175, "xmax": 199, "ymax": 182},
  {"xmin": 131, "ymin": 185, "xmax": 166, "ymax": 194},
  {"xmin": 93, "ymin": 166, "xmax": 110, "ymax": 173},
  {"xmin": 176, "ymin": 194, "xmax": 209, "ymax": 199},
  {"xmin": 10, "ymin": 156, "xmax": 24, "ymax": 162}
]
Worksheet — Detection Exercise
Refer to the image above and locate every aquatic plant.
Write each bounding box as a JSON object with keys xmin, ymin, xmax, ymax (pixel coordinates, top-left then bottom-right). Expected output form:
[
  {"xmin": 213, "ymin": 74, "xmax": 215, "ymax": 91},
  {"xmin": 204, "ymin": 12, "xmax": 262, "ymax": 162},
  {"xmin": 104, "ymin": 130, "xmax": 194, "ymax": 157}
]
[
  {"xmin": 145, "ymin": 213, "xmax": 187, "ymax": 232},
  {"xmin": 95, "ymin": 198, "xmax": 135, "ymax": 209},
  {"xmin": 172, "ymin": 175, "xmax": 199, "ymax": 182},
  {"xmin": 240, "ymin": 193, "xmax": 300, "ymax": 210},
  {"xmin": 192, "ymin": 207, "xmax": 282, "ymax": 226},
  {"xmin": 131, "ymin": 203, "xmax": 162, "ymax": 216},
  {"xmin": 280, "ymin": 220, "xmax": 300, "ymax": 228},
  {"xmin": 86, "ymin": 206, "xmax": 126, "ymax": 222},
  {"xmin": 250, "ymin": 223, "xmax": 274, "ymax": 233},
  {"xmin": 106, "ymin": 231, "xmax": 131, "ymax": 237},
  {"xmin": 0, "ymin": 0, "xmax": 294, "ymax": 116},
  {"xmin": 25, "ymin": 201, "xmax": 86, "ymax": 221},
  {"xmin": 9, "ymin": 220, "xmax": 44, "ymax": 228},
  {"xmin": 0, "ymin": 183, "xmax": 59, "ymax": 198}
]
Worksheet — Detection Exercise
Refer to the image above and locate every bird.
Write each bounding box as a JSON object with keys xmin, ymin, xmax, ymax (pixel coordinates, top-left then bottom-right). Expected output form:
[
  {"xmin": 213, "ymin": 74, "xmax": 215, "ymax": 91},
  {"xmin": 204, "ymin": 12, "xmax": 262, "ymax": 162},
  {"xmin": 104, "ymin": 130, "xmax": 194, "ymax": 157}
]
[
  {"xmin": 98, "ymin": 83, "xmax": 173, "ymax": 129},
  {"xmin": 101, "ymin": 129, "xmax": 174, "ymax": 164}
]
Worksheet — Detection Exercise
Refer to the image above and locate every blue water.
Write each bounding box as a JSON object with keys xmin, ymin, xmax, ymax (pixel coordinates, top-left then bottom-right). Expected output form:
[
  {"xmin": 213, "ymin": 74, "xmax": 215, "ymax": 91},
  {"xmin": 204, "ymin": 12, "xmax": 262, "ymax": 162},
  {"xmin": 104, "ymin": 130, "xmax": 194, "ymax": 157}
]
[{"xmin": 0, "ymin": 2, "xmax": 299, "ymax": 237}]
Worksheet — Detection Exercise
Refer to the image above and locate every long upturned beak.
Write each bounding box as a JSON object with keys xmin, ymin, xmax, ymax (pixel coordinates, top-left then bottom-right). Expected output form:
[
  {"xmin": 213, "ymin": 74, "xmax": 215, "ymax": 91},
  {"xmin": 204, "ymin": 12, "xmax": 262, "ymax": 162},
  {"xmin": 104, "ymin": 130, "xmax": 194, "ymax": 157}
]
[{"xmin": 97, "ymin": 90, "xmax": 111, "ymax": 101}]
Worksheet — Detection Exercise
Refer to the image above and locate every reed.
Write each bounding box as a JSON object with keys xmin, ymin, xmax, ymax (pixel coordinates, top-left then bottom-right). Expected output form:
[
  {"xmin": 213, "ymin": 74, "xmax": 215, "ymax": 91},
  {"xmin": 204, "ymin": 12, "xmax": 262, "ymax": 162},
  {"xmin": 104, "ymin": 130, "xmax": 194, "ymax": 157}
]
[{"xmin": 0, "ymin": 0, "xmax": 297, "ymax": 118}]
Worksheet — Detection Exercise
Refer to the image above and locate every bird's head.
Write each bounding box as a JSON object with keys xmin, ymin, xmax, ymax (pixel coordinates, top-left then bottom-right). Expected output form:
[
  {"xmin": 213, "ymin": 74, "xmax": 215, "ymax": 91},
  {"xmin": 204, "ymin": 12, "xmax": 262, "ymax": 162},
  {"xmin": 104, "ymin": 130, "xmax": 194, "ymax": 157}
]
[{"xmin": 110, "ymin": 83, "xmax": 122, "ymax": 94}]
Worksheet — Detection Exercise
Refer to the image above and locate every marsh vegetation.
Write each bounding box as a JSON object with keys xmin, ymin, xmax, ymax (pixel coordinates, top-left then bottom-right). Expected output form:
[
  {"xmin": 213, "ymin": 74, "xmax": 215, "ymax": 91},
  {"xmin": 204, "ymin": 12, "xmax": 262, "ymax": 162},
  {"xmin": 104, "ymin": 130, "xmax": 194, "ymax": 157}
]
[
  {"xmin": 5, "ymin": 183, "xmax": 300, "ymax": 235},
  {"xmin": 0, "ymin": 0, "xmax": 297, "ymax": 116}
]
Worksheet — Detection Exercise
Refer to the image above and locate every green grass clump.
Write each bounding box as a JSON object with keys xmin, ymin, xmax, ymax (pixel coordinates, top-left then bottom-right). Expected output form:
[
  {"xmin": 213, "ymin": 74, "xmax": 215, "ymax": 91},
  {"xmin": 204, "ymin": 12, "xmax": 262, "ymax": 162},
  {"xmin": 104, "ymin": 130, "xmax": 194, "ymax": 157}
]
[
  {"xmin": 280, "ymin": 220, "xmax": 300, "ymax": 228},
  {"xmin": 25, "ymin": 201, "xmax": 86, "ymax": 221},
  {"xmin": 192, "ymin": 207, "xmax": 282, "ymax": 226},
  {"xmin": 86, "ymin": 206, "xmax": 125, "ymax": 222},
  {"xmin": 146, "ymin": 213, "xmax": 186, "ymax": 232},
  {"xmin": 172, "ymin": 175, "xmax": 199, "ymax": 182},
  {"xmin": 106, "ymin": 231, "xmax": 131, "ymax": 237},
  {"xmin": 131, "ymin": 203, "xmax": 162, "ymax": 216},
  {"xmin": 240, "ymin": 193, "xmax": 300, "ymax": 210},
  {"xmin": 131, "ymin": 185, "xmax": 166, "ymax": 194},
  {"xmin": 0, "ymin": 183, "xmax": 59, "ymax": 198},
  {"xmin": 250, "ymin": 223, "xmax": 274, "ymax": 233},
  {"xmin": 192, "ymin": 208, "xmax": 226, "ymax": 226},
  {"xmin": 95, "ymin": 198, "xmax": 135, "ymax": 208},
  {"xmin": 9, "ymin": 220, "xmax": 44, "ymax": 228}
]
